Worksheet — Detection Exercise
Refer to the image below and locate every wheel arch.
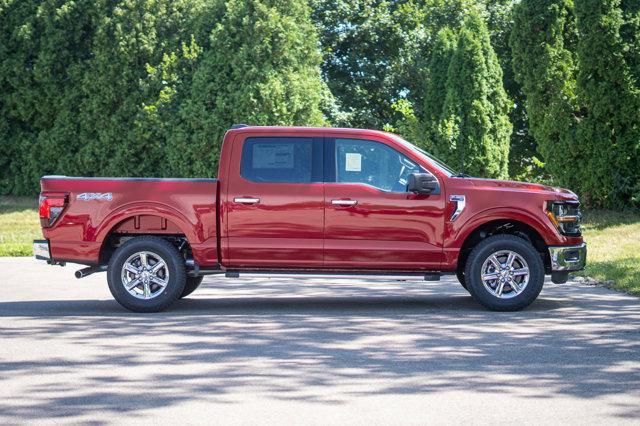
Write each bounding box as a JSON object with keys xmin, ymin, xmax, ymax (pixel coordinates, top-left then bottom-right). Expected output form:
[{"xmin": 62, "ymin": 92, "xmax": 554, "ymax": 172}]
[
  {"xmin": 456, "ymin": 218, "xmax": 550, "ymax": 274},
  {"xmin": 96, "ymin": 203, "xmax": 196, "ymax": 265}
]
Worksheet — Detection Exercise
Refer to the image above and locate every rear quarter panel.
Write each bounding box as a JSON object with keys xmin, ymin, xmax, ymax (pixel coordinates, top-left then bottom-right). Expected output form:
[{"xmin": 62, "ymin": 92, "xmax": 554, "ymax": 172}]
[{"xmin": 40, "ymin": 177, "xmax": 218, "ymax": 266}]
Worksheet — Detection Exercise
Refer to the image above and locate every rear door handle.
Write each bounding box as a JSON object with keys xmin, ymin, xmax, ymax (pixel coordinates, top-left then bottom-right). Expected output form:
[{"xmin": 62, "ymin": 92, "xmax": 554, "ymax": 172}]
[
  {"xmin": 331, "ymin": 199, "xmax": 358, "ymax": 207},
  {"xmin": 234, "ymin": 197, "xmax": 260, "ymax": 205}
]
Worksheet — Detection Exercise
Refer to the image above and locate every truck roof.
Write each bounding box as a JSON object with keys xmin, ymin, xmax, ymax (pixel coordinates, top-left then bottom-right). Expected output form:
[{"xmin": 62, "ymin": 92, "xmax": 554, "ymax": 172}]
[{"xmin": 227, "ymin": 125, "xmax": 394, "ymax": 139}]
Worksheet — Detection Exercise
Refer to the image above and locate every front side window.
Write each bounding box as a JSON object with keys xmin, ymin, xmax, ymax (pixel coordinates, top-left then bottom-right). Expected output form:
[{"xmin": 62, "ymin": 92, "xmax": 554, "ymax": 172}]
[
  {"xmin": 335, "ymin": 138, "xmax": 424, "ymax": 192},
  {"xmin": 241, "ymin": 137, "xmax": 313, "ymax": 183}
]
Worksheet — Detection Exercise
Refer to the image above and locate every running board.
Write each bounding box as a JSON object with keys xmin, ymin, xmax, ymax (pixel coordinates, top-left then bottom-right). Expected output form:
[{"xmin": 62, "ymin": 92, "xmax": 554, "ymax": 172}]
[
  {"xmin": 186, "ymin": 259, "xmax": 224, "ymax": 277},
  {"xmin": 224, "ymin": 270, "xmax": 441, "ymax": 281}
]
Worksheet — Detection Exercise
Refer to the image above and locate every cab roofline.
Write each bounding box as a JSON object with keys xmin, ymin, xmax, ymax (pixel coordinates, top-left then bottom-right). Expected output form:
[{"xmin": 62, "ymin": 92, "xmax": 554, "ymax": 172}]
[{"xmin": 226, "ymin": 124, "xmax": 394, "ymax": 138}]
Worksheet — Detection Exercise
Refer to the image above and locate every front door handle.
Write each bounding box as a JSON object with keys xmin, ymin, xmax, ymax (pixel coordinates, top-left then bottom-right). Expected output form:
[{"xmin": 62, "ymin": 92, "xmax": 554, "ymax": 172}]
[
  {"xmin": 234, "ymin": 197, "xmax": 260, "ymax": 205},
  {"xmin": 331, "ymin": 199, "xmax": 358, "ymax": 207}
]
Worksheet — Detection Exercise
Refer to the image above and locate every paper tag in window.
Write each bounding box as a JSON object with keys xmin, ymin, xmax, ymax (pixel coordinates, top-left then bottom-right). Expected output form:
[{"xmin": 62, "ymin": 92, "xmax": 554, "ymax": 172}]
[{"xmin": 345, "ymin": 153, "xmax": 362, "ymax": 172}]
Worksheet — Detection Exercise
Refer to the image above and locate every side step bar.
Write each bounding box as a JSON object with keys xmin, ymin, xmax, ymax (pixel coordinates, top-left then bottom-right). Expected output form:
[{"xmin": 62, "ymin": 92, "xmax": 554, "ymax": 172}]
[
  {"xmin": 75, "ymin": 260, "xmax": 222, "ymax": 279},
  {"xmin": 75, "ymin": 260, "xmax": 442, "ymax": 281},
  {"xmin": 224, "ymin": 270, "xmax": 441, "ymax": 281}
]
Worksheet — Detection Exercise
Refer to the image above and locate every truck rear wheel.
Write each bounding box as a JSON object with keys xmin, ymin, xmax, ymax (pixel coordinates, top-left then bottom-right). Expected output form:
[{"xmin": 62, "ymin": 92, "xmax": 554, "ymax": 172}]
[
  {"xmin": 180, "ymin": 276, "xmax": 204, "ymax": 298},
  {"xmin": 456, "ymin": 270, "xmax": 469, "ymax": 292},
  {"xmin": 464, "ymin": 234, "xmax": 544, "ymax": 311},
  {"xmin": 107, "ymin": 236, "xmax": 186, "ymax": 312}
]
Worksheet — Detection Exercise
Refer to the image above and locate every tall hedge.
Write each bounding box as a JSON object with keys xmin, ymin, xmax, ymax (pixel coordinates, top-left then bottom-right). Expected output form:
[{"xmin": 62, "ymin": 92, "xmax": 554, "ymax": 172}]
[
  {"xmin": 436, "ymin": 11, "xmax": 511, "ymax": 178},
  {"xmin": 512, "ymin": 0, "xmax": 640, "ymax": 207},
  {"xmin": 422, "ymin": 27, "xmax": 457, "ymax": 152},
  {"xmin": 166, "ymin": 0, "xmax": 327, "ymax": 177},
  {"xmin": 574, "ymin": 0, "xmax": 640, "ymax": 207},
  {"xmin": 510, "ymin": 0, "xmax": 580, "ymax": 192},
  {"xmin": 0, "ymin": 0, "xmax": 325, "ymax": 193},
  {"xmin": 0, "ymin": 0, "xmax": 97, "ymax": 194}
]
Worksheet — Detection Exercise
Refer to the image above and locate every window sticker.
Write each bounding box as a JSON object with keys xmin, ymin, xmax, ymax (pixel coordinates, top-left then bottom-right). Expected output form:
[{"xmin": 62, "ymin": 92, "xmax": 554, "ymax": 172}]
[
  {"xmin": 345, "ymin": 152, "xmax": 362, "ymax": 172},
  {"xmin": 252, "ymin": 144, "xmax": 294, "ymax": 169}
]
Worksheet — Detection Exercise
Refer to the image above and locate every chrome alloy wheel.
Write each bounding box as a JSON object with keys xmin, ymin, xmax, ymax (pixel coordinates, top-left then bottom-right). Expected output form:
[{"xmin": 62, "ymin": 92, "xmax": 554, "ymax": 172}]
[
  {"xmin": 120, "ymin": 251, "xmax": 170, "ymax": 300},
  {"xmin": 480, "ymin": 250, "xmax": 530, "ymax": 299}
]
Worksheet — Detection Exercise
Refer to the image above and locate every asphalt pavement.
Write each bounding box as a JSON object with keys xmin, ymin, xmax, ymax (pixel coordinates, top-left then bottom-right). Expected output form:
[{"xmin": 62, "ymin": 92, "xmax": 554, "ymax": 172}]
[{"xmin": 0, "ymin": 257, "xmax": 639, "ymax": 424}]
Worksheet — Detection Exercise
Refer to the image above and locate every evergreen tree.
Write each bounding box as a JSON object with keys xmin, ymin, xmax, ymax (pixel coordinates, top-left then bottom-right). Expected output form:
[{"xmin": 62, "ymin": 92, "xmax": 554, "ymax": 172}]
[
  {"xmin": 437, "ymin": 11, "xmax": 511, "ymax": 178},
  {"xmin": 422, "ymin": 27, "xmax": 457, "ymax": 152},
  {"xmin": 0, "ymin": 0, "xmax": 204, "ymax": 194},
  {"xmin": 76, "ymin": 0, "xmax": 202, "ymax": 178},
  {"xmin": 574, "ymin": 0, "xmax": 640, "ymax": 207},
  {"xmin": 621, "ymin": 1, "xmax": 640, "ymax": 86},
  {"xmin": 0, "ymin": 0, "xmax": 98, "ymax": 194},
  {"xmin": 510, "ymin": 0, "xmax": 581, "ymax": 190},
  {"xmin": 167, "ymin": 0, "xmax": 327, "ymax": 177},
  {"xmin": 484, "ymin": 0, "xmax": 542, "ymax": 181}
]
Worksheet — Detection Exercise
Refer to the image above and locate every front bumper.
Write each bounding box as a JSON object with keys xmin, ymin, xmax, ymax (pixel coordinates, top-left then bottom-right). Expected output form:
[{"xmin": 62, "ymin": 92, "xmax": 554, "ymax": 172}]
[
  {"xmin": 548, "ymin": 243, "xmax": 587, "ymax": 272},
  {"xmin": 33, "ymin": 239, "xmax": 51, "ymax": 261}
]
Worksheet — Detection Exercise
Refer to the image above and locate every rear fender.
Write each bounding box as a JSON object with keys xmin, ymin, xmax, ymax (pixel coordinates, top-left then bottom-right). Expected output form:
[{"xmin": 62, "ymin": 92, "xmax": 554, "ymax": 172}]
[{"xmin": 96, "ymin": 202, "xmax": 197, "ymax": 244}]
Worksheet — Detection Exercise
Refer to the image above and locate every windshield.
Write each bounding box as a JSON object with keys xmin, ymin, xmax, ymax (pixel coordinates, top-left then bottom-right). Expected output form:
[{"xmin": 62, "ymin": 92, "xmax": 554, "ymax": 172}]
[{"xmin": 390, "ymin": 135, "xmax": 455, "ymax": 177}]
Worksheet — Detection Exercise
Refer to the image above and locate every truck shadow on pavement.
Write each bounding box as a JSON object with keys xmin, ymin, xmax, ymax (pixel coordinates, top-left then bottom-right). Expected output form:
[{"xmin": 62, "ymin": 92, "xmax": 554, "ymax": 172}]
[{"xmin": 1, "ymin": 277, "xmax": 639, "ymax": 421}]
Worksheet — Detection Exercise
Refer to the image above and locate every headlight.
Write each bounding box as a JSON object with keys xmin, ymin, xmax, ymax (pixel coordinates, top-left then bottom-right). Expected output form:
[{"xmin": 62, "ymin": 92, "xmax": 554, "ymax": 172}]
[{"xmin": 545, "ymin": 201, "xmax": 581, "ymax": 236}]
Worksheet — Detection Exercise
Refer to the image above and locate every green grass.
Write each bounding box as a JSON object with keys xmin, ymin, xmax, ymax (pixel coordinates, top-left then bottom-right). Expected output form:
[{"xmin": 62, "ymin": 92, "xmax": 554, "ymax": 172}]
[
  {"xmin": 0, "ymin": 196, "xmax": 41, "ymax": 256},
  {"xmin": 579, "ymin": 209, "xmax": 640, "ymax": 295},
  {"xmin": 1, "ymin": 196, "xmax": 639, "ymax": 294}
]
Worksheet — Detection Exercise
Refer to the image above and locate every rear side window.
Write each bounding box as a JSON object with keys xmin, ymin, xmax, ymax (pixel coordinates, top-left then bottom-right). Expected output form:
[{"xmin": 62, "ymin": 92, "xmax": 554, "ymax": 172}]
[{"xmin": 241, "ymin": 137, "xmax": 318, "ymax": 183}]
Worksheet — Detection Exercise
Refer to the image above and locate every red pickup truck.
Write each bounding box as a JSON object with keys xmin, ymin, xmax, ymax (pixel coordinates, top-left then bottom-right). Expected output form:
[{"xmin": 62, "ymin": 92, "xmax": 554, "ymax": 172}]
[{"xmin": 34, "ymin": 125, "xmax": 586, "ymax": 312}]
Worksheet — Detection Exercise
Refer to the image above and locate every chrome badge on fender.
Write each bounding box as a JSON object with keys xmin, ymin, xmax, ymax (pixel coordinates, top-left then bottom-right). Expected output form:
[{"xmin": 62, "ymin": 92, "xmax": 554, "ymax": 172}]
[{"xmin": 76, "ymin": 192, "xmax": 113, "ymax": 201}]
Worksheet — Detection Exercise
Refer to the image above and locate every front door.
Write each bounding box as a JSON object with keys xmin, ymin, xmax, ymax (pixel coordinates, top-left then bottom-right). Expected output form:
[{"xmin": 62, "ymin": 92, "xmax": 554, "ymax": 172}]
[
  {"xmin": 226, "ymin": 134, "xmax": 324, "ymax": 268},
  {"xmin": 323, "ymin": 137, "xmax": 445, "ymax": 270}
]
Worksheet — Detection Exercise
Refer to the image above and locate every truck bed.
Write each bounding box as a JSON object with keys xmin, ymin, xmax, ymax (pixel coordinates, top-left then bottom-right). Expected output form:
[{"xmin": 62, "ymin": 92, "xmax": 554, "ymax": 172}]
[{"xmin": 39, "ymin": 176, "xmax": 219, "ymax": 267}]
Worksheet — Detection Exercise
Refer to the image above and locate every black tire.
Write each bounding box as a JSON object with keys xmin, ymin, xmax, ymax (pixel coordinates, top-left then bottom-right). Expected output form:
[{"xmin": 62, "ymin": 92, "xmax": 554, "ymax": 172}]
[
  {"xmin": 180, "ymin": 276, "xmax": 204, "ymax": 298},
  {"xmin": 107, "ymin": 236, "xmax": 186, "ymax": 312},
  {"xmin": 464, "ymin": 234, "xmax": 544, "ymax": 311},
  {"xmin": 456, "ymin": 269, "xmax": 469, "ymax": 291}
]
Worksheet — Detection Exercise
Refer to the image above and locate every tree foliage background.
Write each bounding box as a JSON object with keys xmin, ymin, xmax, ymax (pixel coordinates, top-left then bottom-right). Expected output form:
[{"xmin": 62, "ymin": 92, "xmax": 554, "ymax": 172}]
[{"xmin": 1, "ymin": 0, "xmax": 639, "ymax": 208}]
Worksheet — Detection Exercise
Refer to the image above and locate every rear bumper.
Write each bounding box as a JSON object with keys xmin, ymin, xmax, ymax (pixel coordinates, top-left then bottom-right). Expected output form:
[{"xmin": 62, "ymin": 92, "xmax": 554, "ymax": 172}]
[
  {"xmin": 548, "ymin": 243, "xmax": 587, "ymax": 272},
  {"xmin": 33, "ymin": 239, "xmax": 51, "ymax": 261}
]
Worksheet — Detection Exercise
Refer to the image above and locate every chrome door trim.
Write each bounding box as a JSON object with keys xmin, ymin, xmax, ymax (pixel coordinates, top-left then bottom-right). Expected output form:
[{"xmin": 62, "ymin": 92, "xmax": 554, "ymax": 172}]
[
  {"xmin": 331, "ymin": 199, "xmax": 358, "ymax": 206},
  {"xmin": 234, "ymin": 197, "xmax": 260, "ymax": 204}
]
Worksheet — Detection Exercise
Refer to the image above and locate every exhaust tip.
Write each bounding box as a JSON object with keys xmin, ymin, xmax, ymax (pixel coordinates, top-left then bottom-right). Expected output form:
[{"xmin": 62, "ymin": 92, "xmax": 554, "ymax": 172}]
[{"xmin": 75, "ymin": 265, "xmax": 108, "ymax": 279}]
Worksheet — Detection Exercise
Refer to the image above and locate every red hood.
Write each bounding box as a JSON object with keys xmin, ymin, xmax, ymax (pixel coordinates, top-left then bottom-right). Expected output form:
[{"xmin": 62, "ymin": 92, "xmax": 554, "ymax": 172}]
[{"xmin": 465, "ymin": 178, "xmax": 578, "ymax": 199}]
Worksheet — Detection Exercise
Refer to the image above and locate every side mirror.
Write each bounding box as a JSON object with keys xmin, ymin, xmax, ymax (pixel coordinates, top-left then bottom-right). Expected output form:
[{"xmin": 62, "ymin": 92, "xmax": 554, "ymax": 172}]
[{"xmin": 408, "ymin": 172, "xmax": 439, "ymax": 195}]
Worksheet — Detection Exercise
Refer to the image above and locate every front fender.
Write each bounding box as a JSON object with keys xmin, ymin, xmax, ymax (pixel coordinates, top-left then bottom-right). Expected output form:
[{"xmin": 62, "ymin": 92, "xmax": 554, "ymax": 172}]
[
  {"xmin": 440, "ymin": 206, "xmax": 560, "ymax": 271},
  {"xmin": 449, "ymin": 206, "xmax": 558, "ymax": 248}
]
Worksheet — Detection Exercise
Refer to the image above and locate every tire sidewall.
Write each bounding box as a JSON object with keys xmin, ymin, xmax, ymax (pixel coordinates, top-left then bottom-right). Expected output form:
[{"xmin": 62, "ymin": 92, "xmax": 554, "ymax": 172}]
[
  {"xmin": 465, "ymin": 236, "xmax": 544, "ymax": 311},
  {"xmin": 456, "ymin": 269, "xmax": 468, "ymax": 290},
  {"xmin": 180, "ymin": 276, "xmax": 204, "ymax": 299},
  {"xmin": 107, "ymin": 237, "xmax": 186, "ymax": 312}
]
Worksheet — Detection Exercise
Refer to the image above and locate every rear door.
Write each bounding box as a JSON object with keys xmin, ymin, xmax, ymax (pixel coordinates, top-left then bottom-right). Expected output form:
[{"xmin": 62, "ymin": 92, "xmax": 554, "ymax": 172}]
[
  {"xmin": 225, "ymin": 132, "xmax": 324, "ymax": 268},
  {"xmin": 323, "ymin": 136, "xmax": 446, "ymax": 270}
]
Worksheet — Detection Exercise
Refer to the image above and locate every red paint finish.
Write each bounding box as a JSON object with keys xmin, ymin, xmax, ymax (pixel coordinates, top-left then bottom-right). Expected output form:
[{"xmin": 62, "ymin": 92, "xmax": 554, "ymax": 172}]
[
  {"xmin": 222, "ymin": 129, "xmax": 325, "ymax": 268},
  {"xmin": 40, "ymin": 178, "xmax": 218, "ymax": 266},
  {"xmin": 324, "ymin": 183, "xmax": 445, "ymax": 269},
  {"xmin": 40, "ymin": 125, "xmax": 584, "ymax": 273},
  {"xmin": 322, "ymin": 129, "xmax": 446, "ymax": 269},
  {"xmin": 440, "ymin": 176, "xmax": 583, "ymax": 270}
]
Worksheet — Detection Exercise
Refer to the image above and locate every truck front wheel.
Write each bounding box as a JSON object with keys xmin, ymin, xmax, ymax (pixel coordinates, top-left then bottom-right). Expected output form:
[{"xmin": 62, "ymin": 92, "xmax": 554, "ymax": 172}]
[
  {"xmin": 464, "ymin": 234, "xmax": 544, "ymax": 311},
  {"xmin": 107, "ymin": 236, "xmax": 186, "ymax": 312}
]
